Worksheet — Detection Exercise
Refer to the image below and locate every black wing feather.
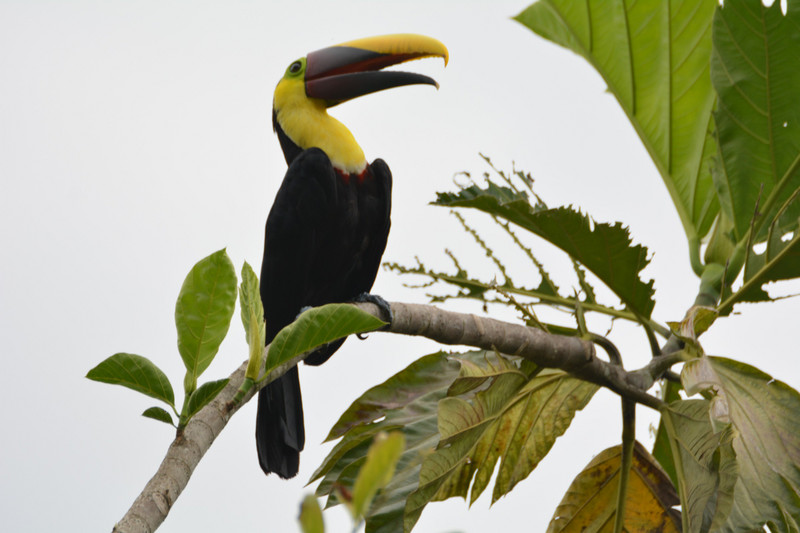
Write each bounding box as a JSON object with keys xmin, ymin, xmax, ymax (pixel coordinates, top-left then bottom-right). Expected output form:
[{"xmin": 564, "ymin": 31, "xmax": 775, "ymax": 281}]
[{"xmin": 256, "ymin": 148, "xmax": 391, "ymax": 477}]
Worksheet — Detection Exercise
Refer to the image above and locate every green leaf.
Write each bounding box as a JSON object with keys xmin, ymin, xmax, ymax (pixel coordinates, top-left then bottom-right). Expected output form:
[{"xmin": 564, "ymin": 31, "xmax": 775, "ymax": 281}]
[
  {"xmin": 87, "ymin": 352, "xmax": 175, "ymax": 407},
  {"xmin": 652, "ymin": 380, "xmax": 683, "ymax": 489},
  {"xmin": 175, "ymin": 249, "xmax": 237, "ymax": 389},
  {"xmin": 711, "ymin": 0, "xmax": 800, "ymax": 242},
  {"xmin": 299, "ymin": 494, "xmax": 325, "ymax": 533},
  {"xmin": 312, "ymin": 352, "xmax": 466, "ymax": 533},
  {"xmin": 436, "ymin": 187, "xmax": 655, "ymax": 318},
  {"xmin": 662, "ymin": 399, "xmax": 737, "ymax": 533},
  {"xmin": 514, "ymin": 0, "xmax": 719, "ymax": 243},
  {"xmin": 682, "ymin": 356, "xmax": 800, "ymax": 531},
  {"xmin": 239, "ymin": 261, "xmax": 265, "ymax": 381},
  {"xmin": 314, "ymin": 352, "xmax": 595, "ymax": 533},
  {"xmin": 351, "ymin": 432, "xmax": 405, "ymax": 520},
  {"xmin": 266, "ymin": 303, "xmax": 385, "ymax": 374},
  {"xmin": 405, "ymin": 366, "xmax": 598, "ymax": 532},
  {"xmin": 183, "ymin": 379, "xmax": 229, "ymax": 423},
  {"xmin": 142, "ymin": 406, "xmax": 175, "ymax": 426},
  {"xmin": 721, "ymin": 217, "xmax": 800, "ymax": 311},
  {"xmin": 547, "ymin": 441, "xmax": 681, "ymax": 532}
]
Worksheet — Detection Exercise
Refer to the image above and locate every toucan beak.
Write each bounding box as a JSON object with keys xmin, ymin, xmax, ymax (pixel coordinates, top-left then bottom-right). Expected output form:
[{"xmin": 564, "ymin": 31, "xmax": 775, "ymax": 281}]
[{"xmin": 304, "ymin": 33, "xmax": 448, "ymax": 107}]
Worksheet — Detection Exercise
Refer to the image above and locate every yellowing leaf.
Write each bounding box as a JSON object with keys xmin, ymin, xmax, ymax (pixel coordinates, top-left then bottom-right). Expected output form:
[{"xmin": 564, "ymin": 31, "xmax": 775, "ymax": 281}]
[{"xmin": 548, "ymin": 441, "xmax": 680, "ymax": 532}]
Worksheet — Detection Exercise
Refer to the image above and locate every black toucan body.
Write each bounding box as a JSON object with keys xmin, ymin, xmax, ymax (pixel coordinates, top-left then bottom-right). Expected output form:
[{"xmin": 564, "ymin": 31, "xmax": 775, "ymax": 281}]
[{"xmin": 257, "ymin": 34, "xmax": 447, "ymax": 478}]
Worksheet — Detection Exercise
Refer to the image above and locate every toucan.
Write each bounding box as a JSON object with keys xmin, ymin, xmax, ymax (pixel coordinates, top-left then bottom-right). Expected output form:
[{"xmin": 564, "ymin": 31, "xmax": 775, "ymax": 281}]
[{"xmin": 257, "ymin": 34, "xmax": 448, "ymax": 478}]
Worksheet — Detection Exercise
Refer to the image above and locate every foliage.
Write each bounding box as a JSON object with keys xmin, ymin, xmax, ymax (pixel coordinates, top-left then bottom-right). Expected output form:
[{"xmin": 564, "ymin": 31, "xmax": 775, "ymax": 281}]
[
  {"xmin": 88, "ymin": 250, "xmax": 384, "ymax": 429},
  {"xmin": 88, "ymin": 249, "xmax": 238, "ymax": 428},
  {"xmin": 95, "ymin": 1, "xmax": 800, "ymax": 532},
  {"xmin": 317, "ymin": 1, "xmax": 800, "ymax": 531},
  {"xmin": 312, "ymin": 351, "xmax": 597, "ymax": 533},
  {"xmin": 516, "ymin": 0, "xmax": 719, "ymax": 252}
]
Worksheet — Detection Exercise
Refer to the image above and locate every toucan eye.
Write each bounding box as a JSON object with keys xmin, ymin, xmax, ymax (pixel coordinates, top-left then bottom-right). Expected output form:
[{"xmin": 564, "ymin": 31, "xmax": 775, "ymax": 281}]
[{"xmin": 289, "ymin": 61, "xmax": 302, "ymax": 74}]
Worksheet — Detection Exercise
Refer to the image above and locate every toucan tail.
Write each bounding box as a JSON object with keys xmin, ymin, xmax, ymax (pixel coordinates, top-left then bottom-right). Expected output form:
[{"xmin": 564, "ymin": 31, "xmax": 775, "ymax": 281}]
[{"xmin": 255, "ymin": 365, "xmax": 305, "ymax": 478}]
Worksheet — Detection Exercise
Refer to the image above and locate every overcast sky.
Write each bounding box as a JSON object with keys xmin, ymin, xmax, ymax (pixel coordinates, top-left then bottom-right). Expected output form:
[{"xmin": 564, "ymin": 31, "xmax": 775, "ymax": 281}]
[{"xmin": 1, "ymin": 1, "xmax": 797, "ymax": 532}]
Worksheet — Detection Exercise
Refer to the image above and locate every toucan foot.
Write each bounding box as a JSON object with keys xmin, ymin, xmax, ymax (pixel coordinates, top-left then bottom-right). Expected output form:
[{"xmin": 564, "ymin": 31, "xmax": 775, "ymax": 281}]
[{"xmin": 354, "ymin": 292, "xmax": 393, "ymax": 325}]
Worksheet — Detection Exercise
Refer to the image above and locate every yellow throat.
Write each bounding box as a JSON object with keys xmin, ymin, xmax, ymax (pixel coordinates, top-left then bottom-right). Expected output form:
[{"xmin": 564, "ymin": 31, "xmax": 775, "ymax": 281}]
[{"xmin": 273, "ymin": 77, "xmax": 367, "ymax": 175}]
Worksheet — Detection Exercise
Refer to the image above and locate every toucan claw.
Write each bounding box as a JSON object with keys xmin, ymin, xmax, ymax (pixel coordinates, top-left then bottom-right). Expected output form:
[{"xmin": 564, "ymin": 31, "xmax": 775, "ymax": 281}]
[{"xmin": 354, "ymin": 292, "xmax": 393, "ymax": 324}]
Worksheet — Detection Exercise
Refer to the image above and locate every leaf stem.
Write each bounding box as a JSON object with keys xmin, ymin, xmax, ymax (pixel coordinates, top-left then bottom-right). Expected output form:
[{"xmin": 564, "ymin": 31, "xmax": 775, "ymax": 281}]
[{"xmin": 614, "ymin": 399, "xmax": 636, "ymax": 533}]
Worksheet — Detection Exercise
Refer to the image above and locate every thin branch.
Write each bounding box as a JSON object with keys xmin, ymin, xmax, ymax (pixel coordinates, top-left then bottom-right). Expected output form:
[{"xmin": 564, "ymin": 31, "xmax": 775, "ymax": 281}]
[{"xmin": 113, "ymin": 300, "xmax": 667, "ymax": 533}]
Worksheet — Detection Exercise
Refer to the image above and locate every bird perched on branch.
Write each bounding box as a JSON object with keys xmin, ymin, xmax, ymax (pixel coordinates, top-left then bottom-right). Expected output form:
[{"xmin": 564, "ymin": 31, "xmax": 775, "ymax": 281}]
[{"xmin": 257, "ymin": 34, "xmax": 447, "ymax": 478}]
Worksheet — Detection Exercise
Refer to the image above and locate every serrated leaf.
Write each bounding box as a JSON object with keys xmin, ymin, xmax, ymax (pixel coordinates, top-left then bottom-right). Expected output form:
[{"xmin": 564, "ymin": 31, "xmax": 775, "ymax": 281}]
[
  {"xmin": 515, "ymin": 0, "xmax": 719, "ymax": 243},
  {"xmin": 548, "ymin": 441, "xmax": 681, "ymax": 532},
  {"xmin": 87, "ymin": 352, "xmax": 175, "ymax": 407},
  {"xmin": 239, "ymin": 261, "xmax": 265, "ymax": 381},
  {"xmin": 662, "ymin": 399, "xmax": 737, "ymax": 533},
  {"xmin": 183, "ymin": 378, "xmax": 229, "ymax": 422},
  {"xmin": 266, "ymin": 303, "xmax": 385, "ymax": 373},
  {"xmin": 404, "ymin": 367, "xmax": 599, "ymax": 533},
  {"xmin": 142, "ymin": 406, "xmax": 175, "ymax": 426},
  {"xmin": 175, "ymin": 249, "xmax": 237, "ymax": 387},
  {"xmin": 299, "ymin": 494, "xmax": 325, "ymax": 533},
  {"xmin": 711, "ymin": 0, "xmax": 800, "ymax": 242},
  {"xmin": 435, "ymin": 188, "xmax": 655, "ymax": 318},
  {"xmin": 682, "ymin": 356, "xmax": 800, "ymax": 531},
  {"xmin": 351, "ymin": 432, "xmax": 405, "ymax": 520}
]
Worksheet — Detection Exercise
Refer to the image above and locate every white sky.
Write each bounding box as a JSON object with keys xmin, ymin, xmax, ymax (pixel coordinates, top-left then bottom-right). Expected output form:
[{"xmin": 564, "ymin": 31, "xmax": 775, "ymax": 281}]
[{"xmin": 1, "ymin": 1, "xmax": 796, "ymax": 532}]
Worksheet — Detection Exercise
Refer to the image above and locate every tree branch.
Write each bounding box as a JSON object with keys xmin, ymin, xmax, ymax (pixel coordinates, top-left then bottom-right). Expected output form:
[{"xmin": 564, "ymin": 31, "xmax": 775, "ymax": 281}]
[{"xmin": 113, "ymin": 300, "xmax": 667, "ymax": 533}]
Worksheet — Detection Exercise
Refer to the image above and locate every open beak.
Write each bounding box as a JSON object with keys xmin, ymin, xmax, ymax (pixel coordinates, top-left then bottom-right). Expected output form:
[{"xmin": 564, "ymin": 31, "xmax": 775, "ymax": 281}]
[{"xmin": 304, "ymin": 33, "xmax": 448, "ymax": 107}]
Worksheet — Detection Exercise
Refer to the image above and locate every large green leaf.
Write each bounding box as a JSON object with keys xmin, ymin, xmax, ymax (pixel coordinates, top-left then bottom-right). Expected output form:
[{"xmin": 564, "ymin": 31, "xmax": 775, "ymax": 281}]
[
  {"xmin": 436, "ymin": 186, "xmax": 655, "ymax": 318},
  {"xmin": 662, "ymin": 399, "xmax": 737, "ymax": 533},
  {"xmin": 547, "ymin": 441, "xmax": 681, "ymax": 532},
  {"xmin": 315, "ymin": 351, "xmax": 596, "ymax": 533},
  {"xmin": 711, "ymin": 0, "xmax": 800, "ymax": 242},
  {"xmin": 312, "ymin": 352, "xmax": 460, "ymax": 533},
  {"xmin": 175, "ymin": 249, "xmax": 237, "ymax": 389},
  {"xmin": 265, "ymin": 303, "xmax": 386, "ymax": 374},
  {"xmin": 404, "ymin": 365, "xmax": 598, "ymax": 532},
  {"xmin": 87, "ymin": 352, "xmax": 175, "ymax": 407},
  {"xmin": 683, "ymin": 356, "xmax": 800, "ymax": 531},
  {"xmin": 515, "ymin": 0, "xmax": 719, "ymax": 243}
]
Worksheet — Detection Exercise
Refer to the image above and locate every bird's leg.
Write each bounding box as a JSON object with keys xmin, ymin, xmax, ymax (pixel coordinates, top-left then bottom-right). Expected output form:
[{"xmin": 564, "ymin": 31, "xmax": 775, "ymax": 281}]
[{"xmin": 353, "ymin": 293, "xmax": 393, "ymax": 337}]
